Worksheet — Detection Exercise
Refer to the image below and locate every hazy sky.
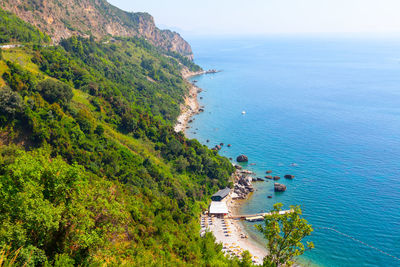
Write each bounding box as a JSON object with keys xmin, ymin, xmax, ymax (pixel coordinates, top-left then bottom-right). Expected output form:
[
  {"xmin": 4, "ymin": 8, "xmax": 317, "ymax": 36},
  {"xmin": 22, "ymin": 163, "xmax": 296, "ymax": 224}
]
[{"xmin": 108, "ymin": 0, "xmax": 400, "ymax": 36}]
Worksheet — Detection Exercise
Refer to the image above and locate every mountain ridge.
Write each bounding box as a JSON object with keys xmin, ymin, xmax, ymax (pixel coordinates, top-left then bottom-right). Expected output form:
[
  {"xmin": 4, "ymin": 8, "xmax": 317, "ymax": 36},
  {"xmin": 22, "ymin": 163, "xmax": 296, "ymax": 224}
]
[{"xmin": 1, "ymin": 0, "xmax": 194, "ymax": 59}]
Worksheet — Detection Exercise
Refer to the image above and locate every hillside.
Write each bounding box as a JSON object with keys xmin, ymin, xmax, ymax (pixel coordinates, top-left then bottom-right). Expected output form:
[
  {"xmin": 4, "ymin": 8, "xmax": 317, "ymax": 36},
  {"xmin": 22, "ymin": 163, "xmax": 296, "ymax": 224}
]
[
  {"xmin": 0, "ymin": 6, "xmax": 254, "ymax": 266},
  {"xmin": 0, "ymin": 0, "xmax": 193, "ymax": 59}
]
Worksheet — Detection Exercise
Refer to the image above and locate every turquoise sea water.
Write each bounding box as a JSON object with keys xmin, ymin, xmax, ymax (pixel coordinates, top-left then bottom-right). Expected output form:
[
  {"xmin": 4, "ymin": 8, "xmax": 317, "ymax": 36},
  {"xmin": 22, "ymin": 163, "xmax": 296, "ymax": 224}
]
[{"xmin": 185, "ymin": 36, "xmax": 400, "ymax": 266}]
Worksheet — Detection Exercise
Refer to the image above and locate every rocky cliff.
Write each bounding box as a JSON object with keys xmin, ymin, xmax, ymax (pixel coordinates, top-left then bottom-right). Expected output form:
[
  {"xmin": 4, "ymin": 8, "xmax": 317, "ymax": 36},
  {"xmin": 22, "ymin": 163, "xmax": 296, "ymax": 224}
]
[{"xmin": 1, "ymin": 0, "xmax": 193, "ymax": 58}]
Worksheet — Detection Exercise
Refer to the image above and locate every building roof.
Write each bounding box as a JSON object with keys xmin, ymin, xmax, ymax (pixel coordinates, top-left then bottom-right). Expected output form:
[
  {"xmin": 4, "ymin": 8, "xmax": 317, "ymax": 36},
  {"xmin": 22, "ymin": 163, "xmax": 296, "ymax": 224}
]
[
  {"xmin": 209, "ymin": 201, "xmax": 229, "ymax": 214},
  {"xmin": 211, "ymin": 187, "xmax": 231, "ymax": 200}
]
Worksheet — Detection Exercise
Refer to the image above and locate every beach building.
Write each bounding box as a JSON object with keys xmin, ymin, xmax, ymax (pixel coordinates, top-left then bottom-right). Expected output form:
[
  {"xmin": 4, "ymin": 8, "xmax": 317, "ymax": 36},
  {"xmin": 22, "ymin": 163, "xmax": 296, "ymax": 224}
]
[
  {"xmin": 211, "ymin": 187, "xmax": 231, "ymax": 201},
  {"xmin": 209, "ymin": 201, "xmax": 229, "ymax": 216}
]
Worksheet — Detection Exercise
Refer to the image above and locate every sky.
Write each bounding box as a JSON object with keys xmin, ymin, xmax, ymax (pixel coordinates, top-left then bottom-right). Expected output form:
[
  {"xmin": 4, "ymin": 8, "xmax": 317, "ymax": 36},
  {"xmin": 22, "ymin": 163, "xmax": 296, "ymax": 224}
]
[{"xmin": 108, "ymin": 0, "xmax": 400, "ymax": 36}]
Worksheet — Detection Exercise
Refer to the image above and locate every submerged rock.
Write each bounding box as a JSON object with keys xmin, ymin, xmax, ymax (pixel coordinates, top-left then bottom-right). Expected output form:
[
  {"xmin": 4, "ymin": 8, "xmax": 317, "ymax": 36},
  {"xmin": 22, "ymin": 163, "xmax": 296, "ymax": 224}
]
[
  {"xmin": 265, "ymin": 175, "xmax": 273, "ymax": 179},
  {"xmin": 236, "ymin": 155, "xmax": 249, "ymax": 162},
  {"xmin": 274, "ymin": 183, "xmax": 287, "ymax": 192},
  {"xmin": 284, "ymin": 174, "xmax": 295, "ymax": 179},
  {"xmin": 267, "ymin": 195, "xmax": 272, "ymax": 199},
  {"xmin": 266, "ymin": 170, "xmax": 272, "ymax": 174},
  {"xmin": 227, "ymin": 144, "xmax": 232, "ymax": 147},
  {"xmin": 273, "ymin": 176, "xmax": 281, "ymax": 180},
  {"xmin": 220, "ymin": 142, "xmax": 224, "ymax": 146}
]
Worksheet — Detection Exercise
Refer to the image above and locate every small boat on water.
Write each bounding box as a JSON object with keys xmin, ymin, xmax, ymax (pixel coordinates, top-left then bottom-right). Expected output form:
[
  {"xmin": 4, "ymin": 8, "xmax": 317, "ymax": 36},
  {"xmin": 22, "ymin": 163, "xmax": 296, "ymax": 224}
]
[{"xmin": 241, "ymin": 111, "xmax": 246, "ymax": 115}]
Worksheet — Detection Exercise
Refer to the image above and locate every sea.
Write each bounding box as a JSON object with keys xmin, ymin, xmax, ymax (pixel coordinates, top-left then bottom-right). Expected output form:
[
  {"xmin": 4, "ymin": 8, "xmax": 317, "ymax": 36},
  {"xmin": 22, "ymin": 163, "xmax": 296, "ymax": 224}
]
[{"xmin": 185, "ymin": 35, "xmax": 400, "ymax": 267}]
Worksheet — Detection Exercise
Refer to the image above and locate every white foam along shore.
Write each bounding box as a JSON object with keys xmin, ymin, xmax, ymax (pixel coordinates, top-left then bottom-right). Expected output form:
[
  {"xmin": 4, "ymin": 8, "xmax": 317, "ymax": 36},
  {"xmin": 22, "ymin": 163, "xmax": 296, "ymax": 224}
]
[{"xmin": 200, "ymin": 168, "xmax": 268, "ymax": 265}]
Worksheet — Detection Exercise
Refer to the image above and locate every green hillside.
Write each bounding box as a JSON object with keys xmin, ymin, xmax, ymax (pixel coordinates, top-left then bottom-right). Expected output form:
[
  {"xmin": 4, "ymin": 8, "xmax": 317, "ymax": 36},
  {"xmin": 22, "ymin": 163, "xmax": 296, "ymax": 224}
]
[{"xmin": 0, "ymin": 8, "xmax": 247, "ymax": 266}]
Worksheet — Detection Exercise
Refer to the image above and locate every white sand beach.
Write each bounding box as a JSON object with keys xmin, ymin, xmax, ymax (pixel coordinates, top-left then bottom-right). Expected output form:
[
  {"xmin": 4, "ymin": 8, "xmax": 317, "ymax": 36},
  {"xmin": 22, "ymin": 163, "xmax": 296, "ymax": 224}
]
[{"xmin": 200, "ymin": 195, "xmax": 267, "ymax": 265}]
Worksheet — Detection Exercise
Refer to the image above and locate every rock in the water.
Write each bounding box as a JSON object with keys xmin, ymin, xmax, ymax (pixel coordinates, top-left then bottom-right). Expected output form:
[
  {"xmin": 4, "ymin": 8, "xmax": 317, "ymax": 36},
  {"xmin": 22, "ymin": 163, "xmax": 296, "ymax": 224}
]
[
  {"xmin": 274, "ymin": 183, "xmax": 287, "ymax": 192},
  {"xmin": 220, "ymin": 142, "xmax": 224, "ymax": 146},
  {"xmin": 198, "ymin": 108, "xmax": 204, "ymax": 112},
  {"xmin": 215, "ymin": 145, "xmax": 221, "ymax": 150},
  {"xmin": 234, "ymin": 164, "xmax": 242, "ymax": 170},
  {"xmin": 284, "ymin": 174, "xmax": 295, "ymax": 179},
  {"xmin": 265, "ymin": 175, "xmax": 273, "ymax": 179},
  {"xmin": 257, "ymin": 178, "xmax": 264, "ymax": 181},
  {"xmin": 267, "ymin": 195, "xmax": 273, "ymax": 198},
  {"xmin": 273, "ymin": 176, "xmax": 281, "ymax": 180},
  {"xmin": 236, "ymin": 155, "xmax": 249, "ymax": 162},
  {"xmin": 206, "ymin": 139, "xmax": 210, "ymax": 143},
  {"xmin": 227, "ymin": 144, "xmax": 232, "ymax": 147},
  {"xmin": 229, "ymin": 157, "xmax": 233, "ymax": 160},
  {"xmin": 266, "ymin": 170, "xmax": 272, "ymax": 174},
  {"xmin": 200, "ymin": 97, "xmax": 203, "ymax": 99}
]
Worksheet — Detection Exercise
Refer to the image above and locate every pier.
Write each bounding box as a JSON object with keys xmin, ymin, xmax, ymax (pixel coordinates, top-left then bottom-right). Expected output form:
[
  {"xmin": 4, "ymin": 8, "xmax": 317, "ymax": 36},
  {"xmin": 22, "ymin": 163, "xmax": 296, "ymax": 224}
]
[{"xmin": 229, "ymin": 209, "xmax": 293, "ymax": 221}]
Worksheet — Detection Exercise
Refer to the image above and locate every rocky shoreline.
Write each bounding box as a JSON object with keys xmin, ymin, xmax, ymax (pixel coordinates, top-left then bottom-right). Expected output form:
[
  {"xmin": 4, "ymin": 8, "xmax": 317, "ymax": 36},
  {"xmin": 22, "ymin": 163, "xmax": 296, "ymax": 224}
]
[
  {"xmin": 174, "ymin": 69, "xmax": 203, "ymax": 133},
  {"xmin": 231, "ymin": 166, "xmax": 256, "ymax": 200},
  {"xmin": 174, "ymin": 68, "xmax": 221, "ymax": 133}
]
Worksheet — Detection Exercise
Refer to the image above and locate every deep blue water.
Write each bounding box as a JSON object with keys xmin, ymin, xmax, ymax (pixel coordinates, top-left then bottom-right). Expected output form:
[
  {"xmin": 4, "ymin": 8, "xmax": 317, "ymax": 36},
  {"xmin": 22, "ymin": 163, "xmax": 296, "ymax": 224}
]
[{"xmin": 185, "ymin": 36, "xmax": 400, "ymax": 267}]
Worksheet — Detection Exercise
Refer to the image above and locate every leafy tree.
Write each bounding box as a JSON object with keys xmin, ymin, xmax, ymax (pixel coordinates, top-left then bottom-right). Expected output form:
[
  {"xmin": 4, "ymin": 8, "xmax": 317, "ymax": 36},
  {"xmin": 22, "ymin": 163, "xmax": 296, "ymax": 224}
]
[
  {"xmin": 239, "ymin": 250, "xmax": 254, "ymax": 267},
  {"xmin": 35, "ymin": 79, "xmax": 73, "ymax": 107},
  {"xmin": 256, "ymin": 203, "xmax": 314, "ymax": 267},
  {"xmin": 0, "ymin": 87, "xmax": 24, "ymax": 122}
]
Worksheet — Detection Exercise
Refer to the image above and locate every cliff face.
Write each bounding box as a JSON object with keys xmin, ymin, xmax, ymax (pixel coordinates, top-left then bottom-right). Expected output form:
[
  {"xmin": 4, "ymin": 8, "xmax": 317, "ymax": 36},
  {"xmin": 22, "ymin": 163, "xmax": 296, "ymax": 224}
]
[{"xmin": 1, "ymin": 0, "xmax": 193, "ymax": 58}]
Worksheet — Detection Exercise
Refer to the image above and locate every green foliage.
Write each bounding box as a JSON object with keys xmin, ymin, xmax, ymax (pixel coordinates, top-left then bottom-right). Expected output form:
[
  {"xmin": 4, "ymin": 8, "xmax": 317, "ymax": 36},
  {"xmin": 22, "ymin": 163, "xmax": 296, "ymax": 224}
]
[
  {"xmin": 2, "ymin": 60, "xmax": 36, "ymax": 92},
  {"xmin": 36, "ymin": 79, "xmax": 73, "ymax": 107},
  {"xmin": 0, "ymin": 8, "xmax": 50, "ymax": 44},
  {"xmin": 0, "ymin": 18, "xmax": 237, "ymax": 266},
  {"xmin": 256, "ymin": 203, "xmax": 314, "ymax": 267},
  {"xmin": 0, "ymin": 87, "xmax": 24, "ymax": 122}
]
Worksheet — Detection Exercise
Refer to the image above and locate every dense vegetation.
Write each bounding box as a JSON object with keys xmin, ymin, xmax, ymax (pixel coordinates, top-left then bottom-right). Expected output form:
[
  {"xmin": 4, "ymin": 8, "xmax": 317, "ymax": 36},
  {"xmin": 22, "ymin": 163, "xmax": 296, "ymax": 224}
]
[
  {"xmin": 0, "ymin": 8, "xmax": 247, "ymax": 266},
  {"xmin": 0, "ymin": 8, "xmax": 50, "ymax": 44}
]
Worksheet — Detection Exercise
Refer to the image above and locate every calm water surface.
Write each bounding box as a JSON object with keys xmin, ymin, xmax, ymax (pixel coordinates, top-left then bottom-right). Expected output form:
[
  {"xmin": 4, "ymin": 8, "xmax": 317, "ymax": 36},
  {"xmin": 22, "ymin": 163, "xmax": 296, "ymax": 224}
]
[{"xmin": 185, "ymin": 36, "xmax": 400, "ymax": 267}]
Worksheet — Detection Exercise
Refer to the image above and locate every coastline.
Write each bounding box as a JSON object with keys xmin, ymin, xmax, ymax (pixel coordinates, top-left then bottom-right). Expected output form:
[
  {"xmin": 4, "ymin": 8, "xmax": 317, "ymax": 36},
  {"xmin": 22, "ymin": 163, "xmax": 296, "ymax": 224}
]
[
  {"xmin": 200, "ymin": 168, "xmax": 268, "ymax": 265},
  {"xmin": 174, "ymin": 69, "xmax": 204, "ymax": 133},
  {"xmin": 176, "ymin": 69, "xmax": 268, "ymax": 264}
]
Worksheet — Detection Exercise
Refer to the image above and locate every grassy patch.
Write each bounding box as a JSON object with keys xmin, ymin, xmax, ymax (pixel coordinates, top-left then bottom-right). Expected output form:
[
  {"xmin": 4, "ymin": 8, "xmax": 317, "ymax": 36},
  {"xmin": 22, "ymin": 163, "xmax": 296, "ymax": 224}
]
[{"xmin": 2, "ymin": 48, "xmax": 40, "ymax": 74}]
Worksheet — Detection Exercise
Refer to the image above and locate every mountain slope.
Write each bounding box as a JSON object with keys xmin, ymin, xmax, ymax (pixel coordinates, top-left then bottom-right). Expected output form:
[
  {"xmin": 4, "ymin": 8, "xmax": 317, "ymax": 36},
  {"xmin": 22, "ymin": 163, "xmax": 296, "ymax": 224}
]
[
  {"xmin": 0, "ymin": 0, "xmax": 193, "ymax": 58},
  {"xmin": 0, "ymin": 8, "xmax": 249, "ymax": 266}
]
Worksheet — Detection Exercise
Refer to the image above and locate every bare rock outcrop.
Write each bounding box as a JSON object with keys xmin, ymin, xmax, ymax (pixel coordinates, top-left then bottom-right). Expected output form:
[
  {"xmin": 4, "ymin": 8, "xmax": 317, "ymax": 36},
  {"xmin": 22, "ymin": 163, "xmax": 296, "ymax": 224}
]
[
  {"xmin": 236, "ymin": 154, "xmax": 248, "ymax": 162},
  {"xmin": 274, "ymin": 183, "xmax": 287, "ymax": 192}
]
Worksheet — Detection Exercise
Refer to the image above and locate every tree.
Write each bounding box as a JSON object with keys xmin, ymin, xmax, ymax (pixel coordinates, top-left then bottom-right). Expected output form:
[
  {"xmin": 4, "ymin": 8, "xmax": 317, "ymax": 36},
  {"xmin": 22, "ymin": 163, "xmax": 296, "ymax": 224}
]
[
  {"xmin": 0, "ymin": 87, "xmax": 24, "ymax": 121},
  {"xmin": 36, "ymin": 79, "xmax": 73, "ymax": 107},
  {"xmin": 238, "ymin": 250, "xmax": 253, "ymax": 267},
  {"xmin": 256, "ymin": 203, "xmax": 314, "ymax": 267}
]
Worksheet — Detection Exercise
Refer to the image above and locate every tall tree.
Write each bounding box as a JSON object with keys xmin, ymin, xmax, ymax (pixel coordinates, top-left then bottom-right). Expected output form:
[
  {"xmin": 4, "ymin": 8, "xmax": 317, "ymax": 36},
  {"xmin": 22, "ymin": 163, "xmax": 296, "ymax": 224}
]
[{"xmin": 256, "ymin": 203, "xmax": 314, "ymax": 267}]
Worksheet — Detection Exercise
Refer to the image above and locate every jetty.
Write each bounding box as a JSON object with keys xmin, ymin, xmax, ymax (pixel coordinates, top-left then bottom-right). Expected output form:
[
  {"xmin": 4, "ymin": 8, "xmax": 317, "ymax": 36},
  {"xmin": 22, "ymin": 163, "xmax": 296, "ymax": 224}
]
[{"xmin": 229, "ymin": 209, "xmax": 293, "ymax": 221}]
